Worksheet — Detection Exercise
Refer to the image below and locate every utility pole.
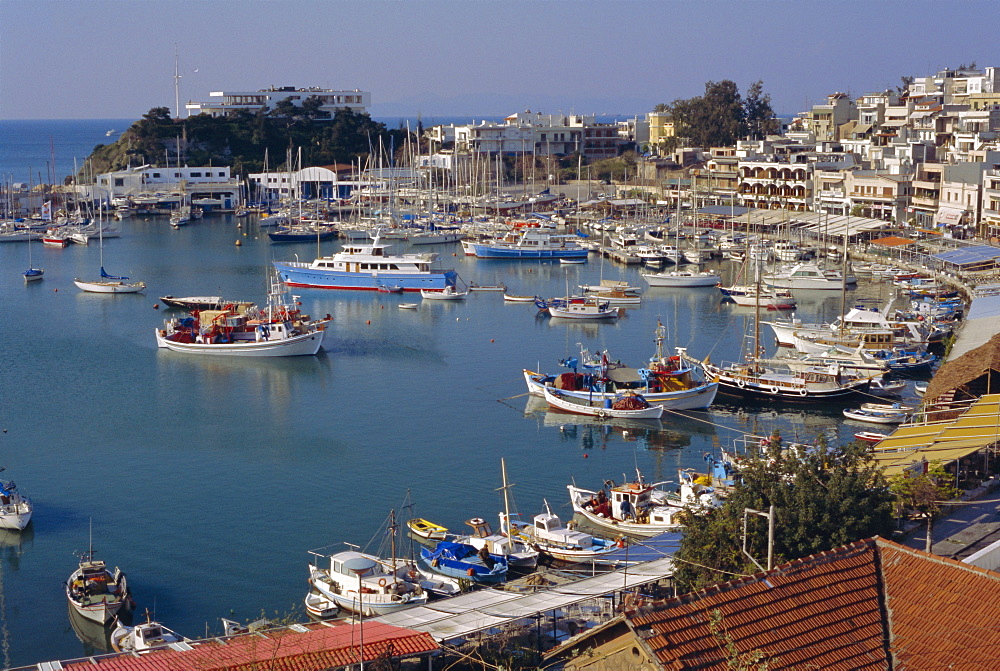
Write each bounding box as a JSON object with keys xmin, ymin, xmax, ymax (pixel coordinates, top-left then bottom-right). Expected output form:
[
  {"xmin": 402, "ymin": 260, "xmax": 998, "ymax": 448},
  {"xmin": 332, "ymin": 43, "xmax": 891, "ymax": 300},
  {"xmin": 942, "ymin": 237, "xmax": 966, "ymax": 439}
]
[{"xmin": 742, "ymin": 505, "xmax": 775, "ymax": 571}]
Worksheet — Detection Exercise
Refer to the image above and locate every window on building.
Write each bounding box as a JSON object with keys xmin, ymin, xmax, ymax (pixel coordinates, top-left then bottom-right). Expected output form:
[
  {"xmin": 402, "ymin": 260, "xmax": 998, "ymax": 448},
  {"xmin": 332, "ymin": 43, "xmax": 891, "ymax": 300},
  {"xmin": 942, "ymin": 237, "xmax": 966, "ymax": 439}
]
[
  {"xmin": 191, "ymin": 172, "xmax": 202, "ymax": 178},
  {"xmin": 114, "ymin": 178, "xmax": 124, "ymax": 187},
  {"xmin": 152, "ymin": 173, "xmax": 161, "ymax": 178}
]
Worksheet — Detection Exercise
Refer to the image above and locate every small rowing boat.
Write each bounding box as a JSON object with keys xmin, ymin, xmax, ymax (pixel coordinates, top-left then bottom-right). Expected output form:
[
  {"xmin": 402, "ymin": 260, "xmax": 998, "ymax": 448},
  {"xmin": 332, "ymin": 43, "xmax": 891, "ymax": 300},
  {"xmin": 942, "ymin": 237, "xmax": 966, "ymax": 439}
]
[{"xmin": 543, "ymin": 387, "xmax": 664, "ymax": 420}]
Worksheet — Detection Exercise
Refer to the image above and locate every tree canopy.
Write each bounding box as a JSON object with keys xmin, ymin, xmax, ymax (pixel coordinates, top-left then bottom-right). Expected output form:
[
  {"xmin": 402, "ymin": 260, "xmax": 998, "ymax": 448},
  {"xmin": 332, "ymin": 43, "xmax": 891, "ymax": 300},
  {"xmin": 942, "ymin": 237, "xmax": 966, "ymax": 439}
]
[
  {"xmin": 85, "ymin": 105, "xmax": 410, "ymax": 178},
  {"xmin": 673, "ymin": 437, "xmax": 895, "ymax": 592},
  {"xmin": 659, "ymin": 80, "xmax": 778, "ymax": 148}
]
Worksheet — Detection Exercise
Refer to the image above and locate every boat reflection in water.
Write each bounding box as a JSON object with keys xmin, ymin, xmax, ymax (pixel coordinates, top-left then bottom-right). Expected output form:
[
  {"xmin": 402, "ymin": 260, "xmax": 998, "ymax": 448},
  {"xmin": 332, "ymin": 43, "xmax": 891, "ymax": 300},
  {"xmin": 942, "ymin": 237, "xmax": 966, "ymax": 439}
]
[{"xmin": 67, "ymin": 604, "xmax": 120, "ymax": 655}]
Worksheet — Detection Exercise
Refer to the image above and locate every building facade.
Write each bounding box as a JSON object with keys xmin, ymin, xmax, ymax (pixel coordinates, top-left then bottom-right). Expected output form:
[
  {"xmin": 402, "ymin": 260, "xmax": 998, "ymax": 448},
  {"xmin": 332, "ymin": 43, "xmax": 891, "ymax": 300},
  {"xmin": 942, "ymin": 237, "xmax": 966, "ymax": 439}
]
[{"xmin": 186, "ymin": 86, "xmax": 370, "ymax": 118}]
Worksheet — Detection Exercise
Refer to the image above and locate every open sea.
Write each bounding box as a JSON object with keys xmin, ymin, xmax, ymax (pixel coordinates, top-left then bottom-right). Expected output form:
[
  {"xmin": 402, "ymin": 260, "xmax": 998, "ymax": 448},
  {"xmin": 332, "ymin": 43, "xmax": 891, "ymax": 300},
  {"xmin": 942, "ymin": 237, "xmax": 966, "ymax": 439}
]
[{"xmin": 0, "ymin": 120, "xmax": 923, "ymax": 665}]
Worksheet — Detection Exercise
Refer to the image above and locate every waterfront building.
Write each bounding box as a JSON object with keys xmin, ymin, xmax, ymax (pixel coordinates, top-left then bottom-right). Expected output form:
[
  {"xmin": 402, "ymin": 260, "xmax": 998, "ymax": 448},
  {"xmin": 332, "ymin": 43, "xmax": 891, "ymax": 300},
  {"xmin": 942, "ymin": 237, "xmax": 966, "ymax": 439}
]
[
  {"xmin": 87, "ymin": 165, "xmax": 242, "ymax": 212},
  {"xmin": 447, "ymin": 111, "xmax": 625, "ymax": 159},
  {"xmin": 845, "ymin": 170, "xmax": 911, "ymax": 222},
  {"xmin": 185, "ymin": 86, "xmax": 370, "ymax": 118}
]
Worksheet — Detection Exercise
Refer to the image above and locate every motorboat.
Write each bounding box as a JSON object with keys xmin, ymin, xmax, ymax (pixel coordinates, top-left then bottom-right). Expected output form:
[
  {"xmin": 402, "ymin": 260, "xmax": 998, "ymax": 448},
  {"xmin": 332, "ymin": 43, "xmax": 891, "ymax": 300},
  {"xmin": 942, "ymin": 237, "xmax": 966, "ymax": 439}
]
[
  {"xmin": 155, "ymin": 274, "xmax": 329, "ymax": 357},
  {"xmin": 461, "ymin": 228, "xmax": 588, "ymax": 260},
  {"xmin": 855, "ymin": 431, "xmax": 889, "ymax": 445},
  {"xmin": 524, "ymin": 323, "xmax": 719, "ymax": 411},
  {"xmin": 503, "ymin": 293, "xmax": 538, "ymax": 302},
  {"xmin": 542, "ymin": 387, "xmax": 664, "ymax": 420},
  {"xmin": 763, "ymin": 262, "xmax": 856, "ymax": 290},
  {"xmin": 0, "ymin": 471, "xmax": 32, "ymax": 530},
  {"xmin": 274, "ymin": 230, "xmax": 457, "ymax": 291},
  {"xmin": 66, "ymin": 550, "xmax": 130, "ymax": 624},
  {"xmin": 421, "ymin": 285, "xmax": 468, "ymax": 300},
  {"xmin": 719, "ymin": 285, "xmax": 796, "ymax": 309},
  {"xmin": 306, "ymin": 549, "xmax": 427, "ymax": 617},
  {"xmin": 158, "ymin": 295, "xmax": 249, "ymax": 311},
  {"xmin": 567, "ymin": 469, "xmax": 719, "ymax": 537},
  {"xmin": 642, "ymin": 270, "xmax": 721, "ymax": 287},
  {"xmin": 398, "ymin": 303, "xmax": 419, "ymax": 310},
  {"xmin": 843, "ymin": 407, "xmax": 909, "ymax": 424},
  {"xmin": 110, "ymin": 616, "xmax": 188, "ymax": 653}
]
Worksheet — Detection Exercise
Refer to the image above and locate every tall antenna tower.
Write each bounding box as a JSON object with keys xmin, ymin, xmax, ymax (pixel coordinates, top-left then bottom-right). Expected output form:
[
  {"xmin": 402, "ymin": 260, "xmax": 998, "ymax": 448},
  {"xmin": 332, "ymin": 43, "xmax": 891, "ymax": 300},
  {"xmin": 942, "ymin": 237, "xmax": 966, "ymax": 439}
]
[{"xmin": 173, "ymin": 44, "xmax": 182, "ymax": 118}]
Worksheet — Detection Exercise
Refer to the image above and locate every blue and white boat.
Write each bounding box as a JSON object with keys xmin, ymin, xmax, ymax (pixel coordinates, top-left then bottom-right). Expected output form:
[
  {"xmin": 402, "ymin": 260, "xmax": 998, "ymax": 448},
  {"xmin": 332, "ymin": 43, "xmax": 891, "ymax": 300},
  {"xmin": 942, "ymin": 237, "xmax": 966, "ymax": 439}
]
[
  {"xmin": 462, "ymin": 228, "xmax": 589, "ymax": 260},
  {"xmin": 419, "ymin": 541, "xmax": 508, "ymax": 585},
  {"xmin": 273, "ymin": 232, "xmax": 457, "ymax": 291}
]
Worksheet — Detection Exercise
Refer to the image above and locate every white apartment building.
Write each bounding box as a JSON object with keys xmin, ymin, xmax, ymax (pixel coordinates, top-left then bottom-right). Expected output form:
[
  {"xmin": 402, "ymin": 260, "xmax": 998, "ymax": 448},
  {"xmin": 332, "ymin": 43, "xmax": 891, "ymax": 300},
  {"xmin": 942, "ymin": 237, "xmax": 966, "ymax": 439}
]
[
  {"xmin": 448, "ymin": 111, "xmax": 624, "ymax": 159},
  {"xmin": 186, "ymin": 86, "xmax": 370, "ymax": 118},
  {"xmin": 982, "ymin": 167, "xmax": 1000, "ymax": 239},
  {"xmin": 88, "ymin": 165, "xmax": 241, "ymax": 210}
]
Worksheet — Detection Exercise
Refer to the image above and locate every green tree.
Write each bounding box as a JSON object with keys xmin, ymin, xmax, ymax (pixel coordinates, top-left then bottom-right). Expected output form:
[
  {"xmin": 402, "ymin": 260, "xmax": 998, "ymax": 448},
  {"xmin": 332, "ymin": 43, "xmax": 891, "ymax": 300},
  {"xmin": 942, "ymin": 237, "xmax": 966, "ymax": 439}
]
[
  {"xmin": 889, "ymin": 462, "xmax": 960, "ymax": 553},
  {"xmin": 674, "ymin": 439, "xmax": 894, "ymax": 591},
  {"xmin": 744, "ymin": 80, "xmax": 777, "ymax": 140}
]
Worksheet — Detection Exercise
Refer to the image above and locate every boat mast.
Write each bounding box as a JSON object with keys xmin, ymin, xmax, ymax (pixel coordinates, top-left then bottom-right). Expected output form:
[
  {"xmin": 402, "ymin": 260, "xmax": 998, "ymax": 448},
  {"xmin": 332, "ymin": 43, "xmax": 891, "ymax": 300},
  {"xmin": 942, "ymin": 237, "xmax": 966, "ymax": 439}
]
[{"xmin": 500, "ymin": 458, "xmax": 512, "ymax": 535}]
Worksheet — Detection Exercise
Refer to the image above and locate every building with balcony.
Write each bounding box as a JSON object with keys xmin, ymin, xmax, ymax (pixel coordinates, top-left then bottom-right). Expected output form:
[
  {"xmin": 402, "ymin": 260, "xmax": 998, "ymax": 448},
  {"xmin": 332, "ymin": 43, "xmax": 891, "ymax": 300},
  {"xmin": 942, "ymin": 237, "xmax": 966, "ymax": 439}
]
[
  {"xmin": 846, "ymin": 171, "xmax": 911, "ymax": 222},
  {"xmin": 647, "ymin": 112, "xmax": 676, "ymax": 154},
  {"xmin": 451, "ymin": 111, "xmax": 624, "ymax": 159},
  {"xmin": 802, "ymin": 92, "xmax": 857, "ymax": 143},
  {"xmin": 737, "ymin": 155, "xmax": 813, "ymax": 212},
  {"xmin": 185, "ymin": 86, "xmax": 370, "ymax": 118},
  {"xmin": 982, "ymin": 167, "xmax": 1000, "ymax": 239}
]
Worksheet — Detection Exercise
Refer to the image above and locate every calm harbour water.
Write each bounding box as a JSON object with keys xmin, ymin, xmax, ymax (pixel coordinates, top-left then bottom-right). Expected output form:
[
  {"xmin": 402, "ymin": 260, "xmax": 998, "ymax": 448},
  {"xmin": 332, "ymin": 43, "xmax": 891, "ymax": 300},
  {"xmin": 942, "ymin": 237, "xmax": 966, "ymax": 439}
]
[{"xmin": 0, "ymin": 121, "xmax": 920, "ymax": 665}]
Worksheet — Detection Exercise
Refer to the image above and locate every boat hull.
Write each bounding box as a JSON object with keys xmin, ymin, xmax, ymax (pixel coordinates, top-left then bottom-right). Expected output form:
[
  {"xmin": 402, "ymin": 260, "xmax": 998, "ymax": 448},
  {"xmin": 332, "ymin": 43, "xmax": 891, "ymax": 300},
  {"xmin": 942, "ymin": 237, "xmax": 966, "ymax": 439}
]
[
  {"xmin": 466, "ymin": 244, "xmax": 588, "ymax": 260},
  {"xmin": 74, "ymin": 279, "xmax": 145, "ymax": 294},
  {"xmin": 543, "ymin": 388, "xmax": 664, "ymax": 419},
  {"xmin": 155, "ymin": 328, "xmax": 324, "ymax": 356},
  {"xmin": 567, "ymin": 485, "xmax": 681, "ymax": 537},
  {"xmin": 642, "ymin": 272, "xmax": 720, "ymax": 287},
  {"xmin": 0, "ymin": 501, "xmax": 32, "ymax": 530},
  {"xmin": 310, "ymin": 575, "xmax": 427, "ymax": 617},
  {"xmin": 273, "ymin": 262, "xmax": 456, "ymax": 292}
]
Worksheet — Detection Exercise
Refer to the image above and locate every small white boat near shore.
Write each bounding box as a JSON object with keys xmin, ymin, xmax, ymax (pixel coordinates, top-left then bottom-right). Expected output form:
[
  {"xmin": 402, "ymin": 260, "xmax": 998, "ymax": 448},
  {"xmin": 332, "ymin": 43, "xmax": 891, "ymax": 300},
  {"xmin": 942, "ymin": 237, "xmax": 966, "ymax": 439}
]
[
  {"xmin": 111, "ymin": 616, "xmax": 188, "ymax": 653},
  {"xmin": 421, "ymin": 285, "xmax": 468, "ymax": 300}
]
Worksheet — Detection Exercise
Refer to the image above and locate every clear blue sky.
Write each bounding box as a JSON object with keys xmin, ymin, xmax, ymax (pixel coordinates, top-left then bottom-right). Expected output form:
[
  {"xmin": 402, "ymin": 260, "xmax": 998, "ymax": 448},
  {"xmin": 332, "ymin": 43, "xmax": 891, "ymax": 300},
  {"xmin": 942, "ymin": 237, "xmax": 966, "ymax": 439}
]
[{"xmin": 1, "ymin": 0, "xmax": 995, "ymax": 120}]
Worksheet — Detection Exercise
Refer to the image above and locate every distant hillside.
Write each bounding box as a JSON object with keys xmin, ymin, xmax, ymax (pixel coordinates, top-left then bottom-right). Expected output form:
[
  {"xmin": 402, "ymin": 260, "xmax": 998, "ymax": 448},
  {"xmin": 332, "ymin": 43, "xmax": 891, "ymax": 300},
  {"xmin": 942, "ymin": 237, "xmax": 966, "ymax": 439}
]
[{"xmin": 82, "ymin": 106, "xmax": 410, "ymax": 180}]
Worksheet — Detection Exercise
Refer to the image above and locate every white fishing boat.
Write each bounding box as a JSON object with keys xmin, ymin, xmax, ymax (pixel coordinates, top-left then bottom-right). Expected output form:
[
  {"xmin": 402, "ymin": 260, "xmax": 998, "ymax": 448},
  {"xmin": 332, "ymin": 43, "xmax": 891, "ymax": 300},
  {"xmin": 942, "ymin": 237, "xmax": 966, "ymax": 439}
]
[
  {"xmin": 507, "ymin": 503, "xmax": 622, "ymax": 563},
  {"xmin": 399, "ymin": 303, "xmax": 419, "ymax": 310},
  {"xmin": 0, "ymin": 471, "xmax": 32, "ymax": 530},
  {"xmin": 503, "ymin": 293, "xmax": 537, "ymax": 303},
  {"xmin": 567, "ymin": 470, "xmax": 719, "ymax": 537},
  {"xmin": 110, "ymin": 616, "xmax": 188, "ymax": 653},
  {"xmin": 454, "ymin": 515, "xmax": 538, "ymax": 569},
  {"xmin": 543, "ymin": 387, "xmax": 664, "ymax": 420},
  {"xmin": 545, "ymin": 296, "xmax": 621, "ymax": 320},
  {"xmin": 559, "ymin": 257, "xmax": 587, "ymax": 265},
  {"xmin": 66, "ymin": 545, "xmax": 130, "ymax": 624},
  {"xmin": 421, "ymin": 285, "xmax": 468, "ymax": 300},
  {"xmin": 524, "ymin": 323, "xmax": 719, "ymax": 411},
  {"xmin": 642, "ymin": 270, "xmax": 721, "ymax": 287},
  {"xmin": 155, "ymin": 275, "xmax": 329, "ymax": 357}
]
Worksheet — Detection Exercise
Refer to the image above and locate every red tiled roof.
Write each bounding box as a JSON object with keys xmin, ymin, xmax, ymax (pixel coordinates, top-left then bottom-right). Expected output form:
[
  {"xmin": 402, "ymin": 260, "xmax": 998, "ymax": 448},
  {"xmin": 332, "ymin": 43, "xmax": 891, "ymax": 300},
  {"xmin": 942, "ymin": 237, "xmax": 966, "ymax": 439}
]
[
  {"xmin": 629, "ymin": 538, "xmax": 1000, "ymax": 670},
  {"xmin": 632, "ymin": 539, "xmax": 889, "ymax": 669},
  {"xmin": 62, "ymin": 620, "xmax": 438, "ymax": 671},
  {"xmin": 879, "ymin": 542, "xmax": 1000, "ymax": 669}
]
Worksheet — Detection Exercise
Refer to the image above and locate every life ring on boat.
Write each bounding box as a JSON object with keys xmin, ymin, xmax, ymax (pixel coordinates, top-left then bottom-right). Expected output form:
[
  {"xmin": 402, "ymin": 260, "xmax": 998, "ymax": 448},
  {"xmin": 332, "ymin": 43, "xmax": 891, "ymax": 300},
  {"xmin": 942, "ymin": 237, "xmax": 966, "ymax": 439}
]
[
  {"xmin": 798, "ymin": 387, "xmax": 807, "ymax": 396},
  {"xmin": 470, "ymin": 517, "xmax": 485, "ymax": 526},
  {"xmin": 768, "ymin": 386, "xmax": 780, "ymax": 395},
  {"xmin": 467, "ymin": 568, "xmax": 476, "ymax": 576},
  {"xmin": 407, "ymin": 570, "xmax": 419, "ymax": 580},
  {"xmin": 378, "ymin": 578, "xmax": 387, "ymax": 587},
  {"xmin": 597, "ymin": 410, "xmax": 608, "ymax": 418},
  {"xmin": 736, "ymin": 379, "xmax": 746, "ymax": 389}
]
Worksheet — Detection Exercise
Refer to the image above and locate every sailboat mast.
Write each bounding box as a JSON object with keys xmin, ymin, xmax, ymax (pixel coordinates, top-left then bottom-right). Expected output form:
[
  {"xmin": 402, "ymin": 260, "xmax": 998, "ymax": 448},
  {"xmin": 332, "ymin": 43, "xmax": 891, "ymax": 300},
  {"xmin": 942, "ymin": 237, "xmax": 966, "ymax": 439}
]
[{"xmin": 501, "ymin": 458, "xmax": 511, "ymax": 535}]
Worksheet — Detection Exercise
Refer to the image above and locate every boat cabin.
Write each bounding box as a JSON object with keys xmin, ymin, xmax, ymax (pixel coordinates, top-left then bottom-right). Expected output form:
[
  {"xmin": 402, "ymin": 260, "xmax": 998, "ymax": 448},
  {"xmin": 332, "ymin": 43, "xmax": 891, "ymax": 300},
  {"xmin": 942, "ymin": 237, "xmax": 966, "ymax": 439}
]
[
  {"xmin": 532, "ymin": 511, "xmax": 595, "ymax": 550},
  {"xmin": 329, "ymin": 552, "xmax": 379, "ymax": 579}
]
